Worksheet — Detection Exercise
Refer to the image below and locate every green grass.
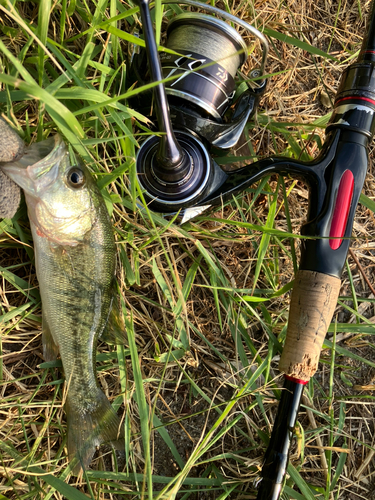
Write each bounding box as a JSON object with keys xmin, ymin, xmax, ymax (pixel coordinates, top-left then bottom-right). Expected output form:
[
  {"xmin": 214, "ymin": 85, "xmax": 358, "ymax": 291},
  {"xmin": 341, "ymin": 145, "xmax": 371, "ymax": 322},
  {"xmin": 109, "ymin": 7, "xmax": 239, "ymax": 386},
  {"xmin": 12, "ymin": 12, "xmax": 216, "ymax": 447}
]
[{"xmin": 1, "ymin": 1, "xmax": 375, "ymax": 499}]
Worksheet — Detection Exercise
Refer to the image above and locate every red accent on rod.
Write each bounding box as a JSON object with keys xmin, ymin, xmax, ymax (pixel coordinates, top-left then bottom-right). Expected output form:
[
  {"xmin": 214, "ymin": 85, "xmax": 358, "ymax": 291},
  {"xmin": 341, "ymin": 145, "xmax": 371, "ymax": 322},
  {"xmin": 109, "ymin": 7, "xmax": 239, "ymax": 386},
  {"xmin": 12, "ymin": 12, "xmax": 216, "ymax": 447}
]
[
  {"xmin": 285, "ymin": 374, "xmax": 308, "ymax": 385},
  {"xmin": 336, "ymin": 96, "xmax": 375, "ymax": 107},
  {"xmin": 329, "ymin": 170, "xmax": 355, "ymax": 250}
]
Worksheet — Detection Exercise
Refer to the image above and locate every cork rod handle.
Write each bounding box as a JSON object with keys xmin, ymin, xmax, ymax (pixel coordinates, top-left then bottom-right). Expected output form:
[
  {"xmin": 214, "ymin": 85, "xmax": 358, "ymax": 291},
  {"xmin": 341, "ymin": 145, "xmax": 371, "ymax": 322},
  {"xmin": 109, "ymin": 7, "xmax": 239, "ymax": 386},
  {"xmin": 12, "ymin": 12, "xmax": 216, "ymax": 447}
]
[{"xmin": 279, "ymin": 270, "xmax": 341, "ymax": 381}]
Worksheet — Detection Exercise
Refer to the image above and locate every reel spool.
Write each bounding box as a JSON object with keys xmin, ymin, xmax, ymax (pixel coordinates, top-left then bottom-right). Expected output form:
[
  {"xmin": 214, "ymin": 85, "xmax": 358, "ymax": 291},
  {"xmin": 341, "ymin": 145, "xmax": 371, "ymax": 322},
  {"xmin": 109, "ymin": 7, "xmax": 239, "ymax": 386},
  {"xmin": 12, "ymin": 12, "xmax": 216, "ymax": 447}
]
[
  {"xmin": 159, "ymin": 13, "xmax": 248, "ymax": 120},
  {"xmin": 130, "ymin": 0, "xmax": 268, "ymax": 212}
]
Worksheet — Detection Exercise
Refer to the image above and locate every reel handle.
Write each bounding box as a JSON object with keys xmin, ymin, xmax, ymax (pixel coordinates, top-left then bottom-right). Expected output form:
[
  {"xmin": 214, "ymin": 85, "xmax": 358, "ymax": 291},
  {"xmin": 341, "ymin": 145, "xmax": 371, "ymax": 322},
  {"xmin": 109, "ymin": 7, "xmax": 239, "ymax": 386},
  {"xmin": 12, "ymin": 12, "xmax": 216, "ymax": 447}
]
[{"xmin": 133, "ymin": 0, "xmax": 185, "ymax": 174}]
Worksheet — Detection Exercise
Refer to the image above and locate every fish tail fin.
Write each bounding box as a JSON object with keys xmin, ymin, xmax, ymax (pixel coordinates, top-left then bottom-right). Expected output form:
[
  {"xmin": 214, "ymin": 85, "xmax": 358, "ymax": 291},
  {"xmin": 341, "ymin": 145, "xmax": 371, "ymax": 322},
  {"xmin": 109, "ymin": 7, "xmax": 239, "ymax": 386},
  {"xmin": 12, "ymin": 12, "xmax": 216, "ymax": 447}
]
[{"xmin": 65, "ymin": 390, "xmax": 124, "ymax": 473}]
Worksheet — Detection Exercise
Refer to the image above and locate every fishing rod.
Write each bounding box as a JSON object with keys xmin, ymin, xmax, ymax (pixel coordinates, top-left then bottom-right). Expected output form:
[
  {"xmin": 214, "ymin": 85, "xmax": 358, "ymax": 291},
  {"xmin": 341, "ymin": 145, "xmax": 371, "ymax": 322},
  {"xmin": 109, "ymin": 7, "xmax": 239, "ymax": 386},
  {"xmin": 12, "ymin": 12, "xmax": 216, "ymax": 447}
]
[
  {"xmin": 255, "ymin": 4, "xmax": 375, "ymax": 497},
  {"xmin": 128, "ymin": 0, "xmax": 375, "ymax": 497}
]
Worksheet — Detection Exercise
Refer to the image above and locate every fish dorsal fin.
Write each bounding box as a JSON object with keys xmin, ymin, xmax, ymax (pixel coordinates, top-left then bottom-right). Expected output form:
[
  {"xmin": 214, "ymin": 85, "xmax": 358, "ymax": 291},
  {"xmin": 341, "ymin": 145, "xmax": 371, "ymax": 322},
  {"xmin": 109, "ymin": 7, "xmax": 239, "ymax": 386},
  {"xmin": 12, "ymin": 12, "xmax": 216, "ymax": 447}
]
[{"xmin": 101, "ymin": 288, "xmax": 127, "ymax": 345}]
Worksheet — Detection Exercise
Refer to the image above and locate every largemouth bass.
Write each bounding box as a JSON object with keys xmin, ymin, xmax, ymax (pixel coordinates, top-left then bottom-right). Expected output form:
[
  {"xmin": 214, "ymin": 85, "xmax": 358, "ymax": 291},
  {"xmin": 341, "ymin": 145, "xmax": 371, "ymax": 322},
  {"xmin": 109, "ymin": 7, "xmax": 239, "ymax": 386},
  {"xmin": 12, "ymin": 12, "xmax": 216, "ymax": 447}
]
[{"xmin": 1, "ymin": 135, "xmax": 124, "ymax": 471}]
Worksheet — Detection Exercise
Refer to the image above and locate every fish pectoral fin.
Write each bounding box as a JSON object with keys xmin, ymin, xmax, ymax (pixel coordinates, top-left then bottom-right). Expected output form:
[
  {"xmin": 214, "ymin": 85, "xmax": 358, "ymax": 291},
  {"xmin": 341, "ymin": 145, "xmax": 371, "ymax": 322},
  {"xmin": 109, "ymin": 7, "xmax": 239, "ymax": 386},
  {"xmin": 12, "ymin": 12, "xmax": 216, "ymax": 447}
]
[
  {"xmin": 42, "ymin": 313, "xmax": 59, "ymax": 361},
  {"xmin": 66, "ymin": 390, "xmax": 124, "ymax": 474},
  {"xmin": 101, "ymin": 290, "xmax": 128, "ymax": 346}
]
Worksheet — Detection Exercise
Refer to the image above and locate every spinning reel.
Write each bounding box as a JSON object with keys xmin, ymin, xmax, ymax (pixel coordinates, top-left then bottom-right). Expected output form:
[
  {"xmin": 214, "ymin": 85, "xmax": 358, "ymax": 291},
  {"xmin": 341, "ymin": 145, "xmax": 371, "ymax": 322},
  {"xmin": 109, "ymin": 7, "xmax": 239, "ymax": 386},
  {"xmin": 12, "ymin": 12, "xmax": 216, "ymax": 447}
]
[{"xmin": 128, "ymin": 0, "xmax": 268, "ymax": 215}]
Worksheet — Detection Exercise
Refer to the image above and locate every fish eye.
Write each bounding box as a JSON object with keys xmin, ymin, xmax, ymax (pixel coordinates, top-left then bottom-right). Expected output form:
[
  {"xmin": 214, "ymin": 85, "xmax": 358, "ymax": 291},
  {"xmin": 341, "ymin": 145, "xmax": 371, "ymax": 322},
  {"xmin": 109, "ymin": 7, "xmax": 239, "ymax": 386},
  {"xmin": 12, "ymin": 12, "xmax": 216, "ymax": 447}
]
[{"xmin": 67, "ymin": 167, "xmax": 85, "ymax": 188}]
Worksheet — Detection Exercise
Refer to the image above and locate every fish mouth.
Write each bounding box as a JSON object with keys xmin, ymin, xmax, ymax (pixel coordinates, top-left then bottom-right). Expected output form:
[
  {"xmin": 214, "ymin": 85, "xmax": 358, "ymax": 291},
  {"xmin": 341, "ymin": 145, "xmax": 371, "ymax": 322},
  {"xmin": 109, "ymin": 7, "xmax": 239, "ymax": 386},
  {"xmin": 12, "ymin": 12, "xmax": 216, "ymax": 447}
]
[{"xmin": 0, "ymin": 135, "xmax": 67, "ymax": 196}]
